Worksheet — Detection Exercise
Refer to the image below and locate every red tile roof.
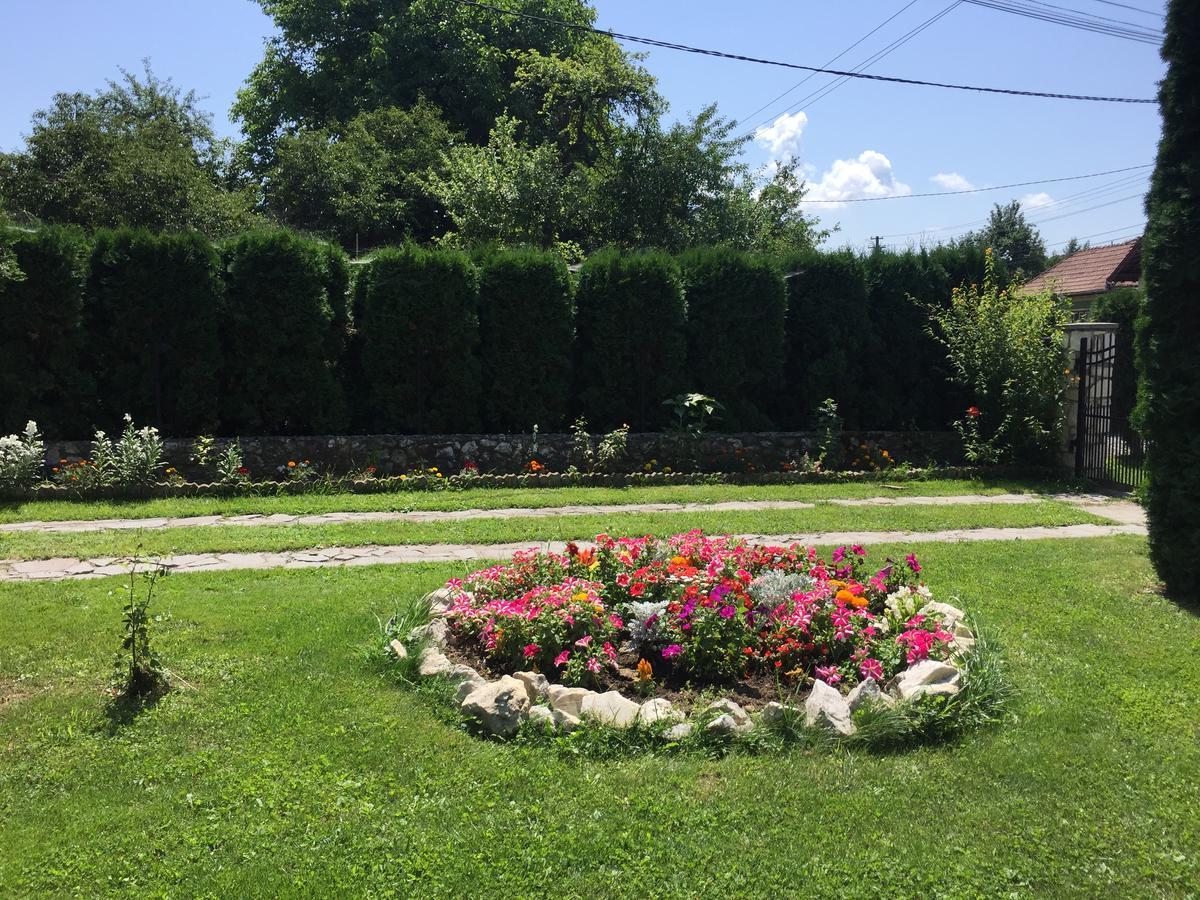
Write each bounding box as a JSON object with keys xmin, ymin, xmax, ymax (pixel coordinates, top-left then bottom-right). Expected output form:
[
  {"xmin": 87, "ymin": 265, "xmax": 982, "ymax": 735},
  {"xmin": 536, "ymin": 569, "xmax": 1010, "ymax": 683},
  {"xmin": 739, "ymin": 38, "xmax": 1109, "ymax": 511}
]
[{"xmin": 1022, "ymin": 237, "xmax": 1141, "ymax": 296}]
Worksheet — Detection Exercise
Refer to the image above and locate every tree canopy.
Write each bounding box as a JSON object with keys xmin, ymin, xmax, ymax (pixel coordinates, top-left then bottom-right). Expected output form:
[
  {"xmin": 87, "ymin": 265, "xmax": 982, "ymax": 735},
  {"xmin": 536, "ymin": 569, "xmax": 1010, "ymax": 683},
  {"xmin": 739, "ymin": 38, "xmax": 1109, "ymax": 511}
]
[{"xmin": 0, "ymin": 65, "xmax": 258, "ymax": 237}]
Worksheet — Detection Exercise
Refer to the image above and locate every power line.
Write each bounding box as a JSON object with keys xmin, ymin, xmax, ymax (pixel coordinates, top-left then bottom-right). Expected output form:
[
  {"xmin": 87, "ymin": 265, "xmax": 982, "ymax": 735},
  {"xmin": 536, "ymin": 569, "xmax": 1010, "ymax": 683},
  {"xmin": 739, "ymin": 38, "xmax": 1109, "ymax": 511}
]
[
  {"xmin": 798, "ymin": 163, "xmax": 1151, "ymax": 202},
  {"xmin": 447, "ymin": 0, "xmax": 1156, "ymax": 104},
  {"xmin": 963, "ymin": 0, "xmax": 1162, "ymax": 42},
  {"xmin": 734, "ymin": 0, "xmax": 923, "ymax": 127},
  {"xmin": 1047, "ymin": 222, "xmax": 1144, "ymax": 246},
  {"xmin": 775, "ymin": 2, "xmax": 962, "ymax": 122},
  {"xmin": 742, "ymin": 1, "xmax": 959, "ymax": 140},
  {"xmin": 1084, "ymin": 0, "xmax": 1163, "ymax": 19}
]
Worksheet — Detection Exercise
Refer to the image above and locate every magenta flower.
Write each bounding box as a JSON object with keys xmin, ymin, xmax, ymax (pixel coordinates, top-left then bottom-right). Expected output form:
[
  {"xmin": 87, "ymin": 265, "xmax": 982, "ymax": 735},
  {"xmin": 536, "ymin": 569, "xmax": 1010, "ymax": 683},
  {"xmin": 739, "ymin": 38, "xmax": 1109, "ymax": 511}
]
[
  {"xmin": 719, "ymin": 604, "xmax": 736, "ymax": 619},
  {"xmin": 832, "ymin": 547, "xmax": 846, "ymax": 563},
  {"xmin": 905, "ymin": 553, "xmax": 921, "ymax": 573},
  {"xmin": 851, "ymin": 544, "xmax": 866, "ymax": 557},
  {"xmin": 662, "ymin": 644, "xmax": 683, "ymax": 659},
  {"xmin": 815, "ymin": 665, "xmax": 842, "ymax": 685},
  {"xmin": 575, "ymin": 634, "xmax": 593, "ymax": 648},
  {"xmin": 553, "ymin": 650, "xmax": 570, "ymax": 667},
  {"xmin": 586, "ymin": 657, "xmax": 602, "ymax": 674},
  {"xmin": 522, "ymin": 643, "xmax": 539, "ymax": 659},
  {"xmin": 859, "ymin": 658, "xmax": 883, "ymax": 681}
]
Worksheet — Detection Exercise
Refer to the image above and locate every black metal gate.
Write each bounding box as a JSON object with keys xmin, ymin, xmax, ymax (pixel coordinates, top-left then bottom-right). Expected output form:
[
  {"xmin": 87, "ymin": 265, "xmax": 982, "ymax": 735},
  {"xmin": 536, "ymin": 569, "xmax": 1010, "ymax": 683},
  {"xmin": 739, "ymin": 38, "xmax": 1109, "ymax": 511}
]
[{"xmin": 1074, "ymin": 332, "xmax": 1147, "ymax": 490}]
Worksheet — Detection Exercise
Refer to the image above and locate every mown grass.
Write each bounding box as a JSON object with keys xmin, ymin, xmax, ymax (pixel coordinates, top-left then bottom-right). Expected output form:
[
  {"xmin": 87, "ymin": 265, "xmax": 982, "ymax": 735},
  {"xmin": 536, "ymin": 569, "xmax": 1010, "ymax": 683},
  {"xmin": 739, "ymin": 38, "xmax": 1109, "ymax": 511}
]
[
  {"xmin": 0, "ymin": 476, "xmax": 1081, "ymax": 524},
  {"xmin": 0, "ymin": 536, "xmax": 1196, "ymax": 897},
  {"xmin": 0, "ymin": 500, "xmax": 1110, "ymax": 561}
]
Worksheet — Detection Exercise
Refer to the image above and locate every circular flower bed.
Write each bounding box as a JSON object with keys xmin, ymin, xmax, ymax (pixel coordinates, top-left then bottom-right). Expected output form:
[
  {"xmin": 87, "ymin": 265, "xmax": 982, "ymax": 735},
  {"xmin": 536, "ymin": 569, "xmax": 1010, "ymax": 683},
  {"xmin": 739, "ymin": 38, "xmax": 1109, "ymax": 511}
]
[{"xmin": 405, "ymin": 531, "xmax": 998, "ymax": 744}]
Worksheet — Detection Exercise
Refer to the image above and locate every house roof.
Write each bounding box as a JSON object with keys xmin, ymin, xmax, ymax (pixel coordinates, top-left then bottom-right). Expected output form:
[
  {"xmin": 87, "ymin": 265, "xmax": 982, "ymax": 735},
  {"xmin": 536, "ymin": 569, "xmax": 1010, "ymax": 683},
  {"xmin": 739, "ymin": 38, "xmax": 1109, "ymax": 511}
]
[{"xmin": 1022, "ymin": 237, "xmax": 1141, "ymax": 297}]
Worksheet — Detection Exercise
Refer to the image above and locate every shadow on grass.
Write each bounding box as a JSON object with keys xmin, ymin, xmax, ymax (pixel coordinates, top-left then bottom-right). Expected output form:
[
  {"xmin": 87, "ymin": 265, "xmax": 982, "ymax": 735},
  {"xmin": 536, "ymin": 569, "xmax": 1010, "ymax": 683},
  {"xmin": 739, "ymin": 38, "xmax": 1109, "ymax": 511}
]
[{"xmin": 100, "ymin": 682, "xmax": 170, "ymax": 735}]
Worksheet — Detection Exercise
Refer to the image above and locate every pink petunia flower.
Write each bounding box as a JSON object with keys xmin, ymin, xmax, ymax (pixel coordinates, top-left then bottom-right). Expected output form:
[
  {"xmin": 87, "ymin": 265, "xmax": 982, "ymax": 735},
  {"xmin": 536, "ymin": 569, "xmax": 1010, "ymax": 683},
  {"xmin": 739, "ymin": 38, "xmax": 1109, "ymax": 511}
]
[
  {"xmin": 522, "ymin": 643, "xmax": 539, "ymax": 658},
  {"xmin": 662, "ymin": 644, "xmax": 683, "ymax": 659},
  {"xmin": 859, "ymin": 658, "xmax": 883, "ymax": 681},
  {"xmin": 554, "ymin": 650, "xmax": 570, "ymax": 667}
]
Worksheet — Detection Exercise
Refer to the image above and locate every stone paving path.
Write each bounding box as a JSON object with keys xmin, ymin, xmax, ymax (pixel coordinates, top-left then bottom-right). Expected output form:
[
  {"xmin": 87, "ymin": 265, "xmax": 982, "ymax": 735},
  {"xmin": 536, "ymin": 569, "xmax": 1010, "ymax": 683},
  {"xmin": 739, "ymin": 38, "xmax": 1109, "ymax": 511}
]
[
  {"xmin": 0, "ymin": 521, "xmax": 1147, "ymax": 582},
  {"xmin": 0, "ymin": 491, "xmax": 1123, "ymax": 534}
]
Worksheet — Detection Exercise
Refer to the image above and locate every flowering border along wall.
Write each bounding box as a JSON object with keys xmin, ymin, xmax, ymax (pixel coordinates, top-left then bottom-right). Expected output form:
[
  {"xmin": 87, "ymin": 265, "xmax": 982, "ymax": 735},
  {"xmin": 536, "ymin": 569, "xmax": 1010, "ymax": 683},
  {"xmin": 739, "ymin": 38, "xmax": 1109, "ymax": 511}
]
[{"xmin": 393, "ymin": 531, "xmax": 1008, "ymax": 748}]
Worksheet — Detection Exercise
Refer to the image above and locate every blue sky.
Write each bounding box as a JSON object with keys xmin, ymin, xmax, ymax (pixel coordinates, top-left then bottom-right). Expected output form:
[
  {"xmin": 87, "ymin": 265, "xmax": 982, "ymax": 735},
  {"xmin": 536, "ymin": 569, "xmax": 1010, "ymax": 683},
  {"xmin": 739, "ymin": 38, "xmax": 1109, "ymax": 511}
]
[{"xmin": 0, "ymin": 0, "xmax": 1166, "ymax": 250}]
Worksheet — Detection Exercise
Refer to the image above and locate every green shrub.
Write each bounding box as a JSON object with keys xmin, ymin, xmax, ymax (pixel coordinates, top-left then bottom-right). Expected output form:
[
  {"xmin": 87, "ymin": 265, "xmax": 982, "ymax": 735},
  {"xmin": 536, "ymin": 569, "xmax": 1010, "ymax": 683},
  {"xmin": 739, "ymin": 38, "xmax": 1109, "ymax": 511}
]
[
  {"xmin": 357, "ymin": 244, "xmax": 481, "ymax": 432},
  {"xmin": 679, "ymin": 247, "xmax": 786, "ymax": 430},
  {"xmin": 478, "ymin": 248, "xmax": 573, "ymax": 431},
  {"xmin": 1139, "ymin": 0, "xmax": 1200, "ymax": 603},
  {"xmin": 0, "ymin": 226, "xmax": 95, "ymax": 436},
  {"xmin": 220, "ymin": 229, "xmax": 348, "ymax": 434},
  {"xmin": 778, "ymin": 250, "xmax": 871, "ymax": 428},
  {"xmin": 86, "ymin": 229, "xmax": 223, "ymax": 435},
  {"xmin": 925, "ymin": 249, "xmax": 1071, "ymax": 465},
  {"xmin": 574, "ymin": 249, "xmax": 687, "ymax": 430}
]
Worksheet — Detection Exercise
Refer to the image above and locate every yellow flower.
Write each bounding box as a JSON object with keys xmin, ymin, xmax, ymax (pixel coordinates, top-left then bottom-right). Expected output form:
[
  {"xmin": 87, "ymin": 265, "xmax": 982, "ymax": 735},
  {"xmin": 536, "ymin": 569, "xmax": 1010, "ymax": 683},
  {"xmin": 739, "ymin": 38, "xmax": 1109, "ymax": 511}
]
[{"xmin": 573, "ymin": 591, "xmax": 589, "ymax": 602}]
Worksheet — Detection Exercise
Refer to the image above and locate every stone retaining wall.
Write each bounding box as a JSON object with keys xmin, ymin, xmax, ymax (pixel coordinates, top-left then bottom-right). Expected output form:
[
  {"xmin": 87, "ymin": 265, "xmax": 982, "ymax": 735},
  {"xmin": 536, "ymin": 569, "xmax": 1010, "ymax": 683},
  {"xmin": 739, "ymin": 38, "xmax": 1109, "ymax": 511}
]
[{"xmin": 45, "ymin": 431, "xmax": 963, "ymax": 479}]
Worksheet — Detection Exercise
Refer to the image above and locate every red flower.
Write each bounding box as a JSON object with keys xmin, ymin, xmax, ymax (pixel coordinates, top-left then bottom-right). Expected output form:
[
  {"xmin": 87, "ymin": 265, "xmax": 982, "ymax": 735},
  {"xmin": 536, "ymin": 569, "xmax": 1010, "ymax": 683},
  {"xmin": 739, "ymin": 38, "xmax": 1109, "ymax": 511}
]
[{"xmin": 966, "ymin": 406, "xmax": 981, "ymax": 418}]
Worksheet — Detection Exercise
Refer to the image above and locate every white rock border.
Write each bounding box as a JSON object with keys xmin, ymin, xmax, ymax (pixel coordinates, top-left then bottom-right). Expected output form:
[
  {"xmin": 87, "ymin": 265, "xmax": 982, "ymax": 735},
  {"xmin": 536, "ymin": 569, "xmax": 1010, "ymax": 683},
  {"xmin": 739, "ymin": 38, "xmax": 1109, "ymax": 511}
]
[{"xmin": 397, "ymin": 587, "xmax": 975, "ymax": 740}]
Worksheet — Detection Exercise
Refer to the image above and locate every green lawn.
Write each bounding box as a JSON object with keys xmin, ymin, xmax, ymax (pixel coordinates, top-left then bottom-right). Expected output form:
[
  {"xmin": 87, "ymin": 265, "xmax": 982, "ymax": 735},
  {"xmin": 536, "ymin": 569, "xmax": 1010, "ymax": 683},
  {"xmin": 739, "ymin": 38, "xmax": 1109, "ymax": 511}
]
[
  {"xmin": 0, "ymin": 476, "xmax": 1080, "ymax": 524},
  {"xmin": 0, "ymin": 500, "xmax": 1109, "ymax": 560},
  {"xmin": 1, "ymin": 536, "xmax": 1196, "ymax": 896}
]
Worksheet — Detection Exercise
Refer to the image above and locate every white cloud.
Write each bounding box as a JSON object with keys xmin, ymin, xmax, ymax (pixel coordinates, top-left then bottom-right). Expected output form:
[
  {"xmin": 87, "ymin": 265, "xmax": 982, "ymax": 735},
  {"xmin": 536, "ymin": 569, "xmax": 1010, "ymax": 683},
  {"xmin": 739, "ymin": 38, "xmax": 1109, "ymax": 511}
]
[
  {"xmin": 931, "ymin": 172, "xmax": 974, "ymax": 191},
  {"xmin": 1019, "ymin": 191, "xmax": 1054, "ymax": 209},
  {"xmin": 754, "ymin": 111, "xmax": 808, "ymax": 159},
  {"xmin": 807, "ymin": 150, "xmax": 911, "ymax": 205}
]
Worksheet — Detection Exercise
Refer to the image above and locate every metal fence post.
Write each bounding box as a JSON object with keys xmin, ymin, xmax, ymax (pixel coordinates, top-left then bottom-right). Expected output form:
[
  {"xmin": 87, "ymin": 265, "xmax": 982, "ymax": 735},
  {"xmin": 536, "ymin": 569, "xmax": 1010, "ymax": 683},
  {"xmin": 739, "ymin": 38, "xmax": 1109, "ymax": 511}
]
[{"xmin": 1074, "ymin": 338, "xmax": 1089, "ymax": 477}]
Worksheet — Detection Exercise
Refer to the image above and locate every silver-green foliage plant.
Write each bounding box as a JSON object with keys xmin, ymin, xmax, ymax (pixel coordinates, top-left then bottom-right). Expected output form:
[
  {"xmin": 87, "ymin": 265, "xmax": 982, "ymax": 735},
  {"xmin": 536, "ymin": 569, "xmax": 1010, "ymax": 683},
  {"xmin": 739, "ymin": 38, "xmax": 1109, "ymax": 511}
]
[
  {"xmin": 748, "ymin": 570, "xmax": 816, "ymax": 609},
  {"xmin": 623, "ymin": 600, "xmax": 670, "ymax": 652},
  {"xmin": 215, "ymin": 441, "xmax": 248, "ymax": 485},
  {"xmin": 925, "ymin": 249, "xmax": 1071, "ymax": 465},
  {"xmin": 92, "ymin": 414, "xmax": 166, "ymax": 487},
  {"xmin": 0, "ymin": 420, "xmax": 44, "ymax": 488}
]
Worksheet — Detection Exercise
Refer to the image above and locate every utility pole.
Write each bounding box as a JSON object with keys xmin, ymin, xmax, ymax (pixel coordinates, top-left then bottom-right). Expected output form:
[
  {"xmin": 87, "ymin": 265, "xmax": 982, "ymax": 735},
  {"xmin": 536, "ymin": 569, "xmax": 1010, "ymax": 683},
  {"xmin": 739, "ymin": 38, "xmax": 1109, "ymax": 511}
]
[{"xmin": 872, "ymin": 235, "xmax": 882, "ymax": 253}]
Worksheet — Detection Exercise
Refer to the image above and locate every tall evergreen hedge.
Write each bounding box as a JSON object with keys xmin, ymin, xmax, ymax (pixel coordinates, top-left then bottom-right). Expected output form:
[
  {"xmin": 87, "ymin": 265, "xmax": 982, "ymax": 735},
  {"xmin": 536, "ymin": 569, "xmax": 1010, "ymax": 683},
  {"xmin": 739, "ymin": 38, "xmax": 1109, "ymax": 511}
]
[
  {"xmin": 478, "ymin": 248, "xmax": 573, "ymax": 431},
  {"xmin": 0, "ymin": 226, "xmax": 95, "ymax": 436},
  {"xmin": 863, "ymin": 250, "xmax": 960, "ymax": 429},
  {"xmin": 220, "ymin": 229, "xmax": 348, "ymax": 435},
  {"xmin": 679, "ymin": 247, "xmax": 786, "ymax": 430},
  {"xmin": 358, "ymin": 244, "xmax": 481, "ymax": 432},
  {"xmin": 574, "ymin": 249, "xmax": 687, "ymax": 430},
  {"xmin": 778, "ymin": 249, "xmax": 870, "ymax": 428},
  {"xmin": 86, "ymin": 229, "xmax": 223, "ymax": 434},
  {"xmin": 1139, "ymin": 0, "xmax": 1200, "ymax": 603}
]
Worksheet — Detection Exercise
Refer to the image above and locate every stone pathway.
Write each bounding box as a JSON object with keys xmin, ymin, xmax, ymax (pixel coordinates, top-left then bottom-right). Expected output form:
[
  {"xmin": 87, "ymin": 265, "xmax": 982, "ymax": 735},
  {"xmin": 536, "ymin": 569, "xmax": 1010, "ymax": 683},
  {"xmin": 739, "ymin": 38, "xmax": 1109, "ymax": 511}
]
[
  {"xmin": 0, "ymin": 492, "xmax": 1129, "ymax": 534},
  {"xmin": 0, "ymin": 522, "xmax": 1147, "ymax": 582}
]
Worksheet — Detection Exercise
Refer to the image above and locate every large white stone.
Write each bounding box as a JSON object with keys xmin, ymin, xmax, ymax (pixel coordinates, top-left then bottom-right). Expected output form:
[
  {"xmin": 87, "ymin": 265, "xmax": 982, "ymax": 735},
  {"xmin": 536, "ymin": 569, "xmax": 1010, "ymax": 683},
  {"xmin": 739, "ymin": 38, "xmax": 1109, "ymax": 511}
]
[
  {"xmin": 552, "ymin": 707, "xmax": 582, "ymax": 732},
  {"xmin": 846, "ymin": 677, "xmax": 893, "ymax": 712},
  {"xmin": 460, "ymin": 676, "xmax": 531, "ymax": 736},
  {"xmin": 637, "ymin": 697, "xmax": 683, "ymax": 726},
  {"xmin": 921, "ymin": 601, "xmax": 966, "ymax": 628},
  {"xmin": 548, "ymin": 684, "xmax": 592, "ymax": 718},
  {"xmin": 704, "ymin": 698, "xmax": 750, "ymax": 727},
  {"xmin": 706, "ymin": 713, "xmax": 754, "ymax": 736},
  {"xmin": 664, "ymin": 722, "xmax": 694, "ymax": 741},
  {"xmin": 421, "ymin": 587, "xmax": 457, "ymax": 615},
  {"xmin": 528, "ymin": 704, "xmax": 555, "ymax": 729},
  {"xmin": 804, "ymin": 679, "xmax": 857, "ymax": 736},
  {"xmin": 417, "ymin": 646, "xmax": 455, "ymax": 677},
  {"xmin": 409, "ymin": 617, "xmax": 448, "ymax": 646},
  {"xmin": 514, "ymin": 671, "xmax": 550, "ymax": 703},
  {"xmin": 388, "ymin": 639, "xmax": 408, "ymax": 660},
  {"xmin": 891, "ymin": 660, "xmax": 962, "ymax": 700},
  {"xmin": 761, "ymin": 701, "xmax": 800, "ymax": 725},
  {"xmin": 581, "ymin": 691, "xmax": 641, "ymax": 728}
]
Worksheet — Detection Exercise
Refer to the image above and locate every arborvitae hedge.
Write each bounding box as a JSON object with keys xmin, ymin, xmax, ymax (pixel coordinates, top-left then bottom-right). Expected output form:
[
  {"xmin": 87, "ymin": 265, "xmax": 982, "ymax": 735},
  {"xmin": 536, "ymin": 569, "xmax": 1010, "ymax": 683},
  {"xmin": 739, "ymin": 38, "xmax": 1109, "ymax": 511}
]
[
  {"xmin": 220, "ymin": 229, "xmax": 348, "ymax": 435},
  {"xmin": 778, "ymin": 249, "xmax": 870, "ymax": 428},
  {"xmin": 478, "ymin": 248, "xmax": 573, "ymax": 431},
  {"xmin": 1139, "ymin": 0, "xmax": 1200, "ymax": 603},
  {"xmin": 358, "ymin": 244, "xmax": 481, "ymax": 432},
  {"xmin": 863, "ymin": 250, "xmax": 962, "ymax": 429},
  {"xmin": 574, "ymin": 249, "xmax": 687, "ymax": 430},
  {"xmin": 86, "ymin": 229, "xmax": 223, "ymax": 434},
  {"xmin": 0, "ymin": 226, "xmax": 94, "ymax": 435},
  {"xmin": 679, "ymin": 247, "xmax": 786, "ymax": 430}
]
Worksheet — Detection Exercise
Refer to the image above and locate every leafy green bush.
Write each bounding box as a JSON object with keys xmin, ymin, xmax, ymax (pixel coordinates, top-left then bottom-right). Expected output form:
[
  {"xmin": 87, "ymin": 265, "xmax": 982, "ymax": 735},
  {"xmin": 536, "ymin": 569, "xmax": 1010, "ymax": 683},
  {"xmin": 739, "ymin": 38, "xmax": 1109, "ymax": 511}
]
[
  {"xmin": 778, "ymin": 250, "xmax": 871, "ymax": 428},
  {"xmin": 0, "ymin": 420, "xmax": 44, "ymax": 489},
  {"xmin": 86, "ymin": 229, "xmax": 223, "ymax": 435},
  {"xmin": 0, "ymin": 226, "xmax": 95, "ymax": 436},
  {"xmin": 680, "ymin": 247, "xmax": 786, "ymax": 430},
  {"xmin": 477, "ymin": 248, "xmax": 573, "ymax": 431},
  {"xmin": 220, "ymin": 229, "xmax": 348, "ymax": 434},
  {"xmin": 1139, "ymin": 0, "xmax": 1200, "ymax": 603},
  {"xmin": 574, "ymin": 249, "xmax": 687, "ymax": 429},
  {"xmin": 926, "ymin": 249, "xmax": 1071, "ymax": 465},
  {"xmin": 357, "ymin": 244, "xmax": 481, "ymax": 432}
]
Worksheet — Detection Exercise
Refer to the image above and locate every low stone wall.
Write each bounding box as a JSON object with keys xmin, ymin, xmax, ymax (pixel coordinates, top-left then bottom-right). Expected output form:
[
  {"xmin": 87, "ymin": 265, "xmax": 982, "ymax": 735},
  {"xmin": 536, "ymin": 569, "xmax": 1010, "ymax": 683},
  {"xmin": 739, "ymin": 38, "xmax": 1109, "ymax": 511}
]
[{"xmin": 44, "ymin": 431, "xmax": 962, "ymax": 479}]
